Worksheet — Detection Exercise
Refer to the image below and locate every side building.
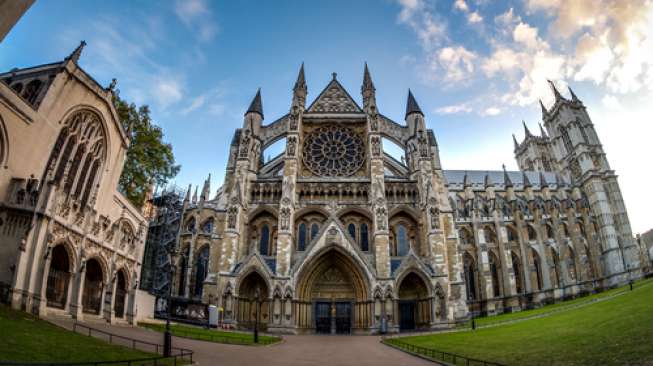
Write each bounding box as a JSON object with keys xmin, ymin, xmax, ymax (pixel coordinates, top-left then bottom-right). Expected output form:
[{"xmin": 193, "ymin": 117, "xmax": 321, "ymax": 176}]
[{"xmin": 0, "ymin": 43, "xmax": 148, "ymax": 324}]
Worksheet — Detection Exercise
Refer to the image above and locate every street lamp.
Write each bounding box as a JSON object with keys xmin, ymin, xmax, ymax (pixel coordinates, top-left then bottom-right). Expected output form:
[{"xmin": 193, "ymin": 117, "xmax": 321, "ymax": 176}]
[
  {"xmin": 253, "ymin": 287, "xmax": 260, "ymax": 344},
  {"xmin": 163, "ymin": 249, "xmax": 178, "ymax": 357}
]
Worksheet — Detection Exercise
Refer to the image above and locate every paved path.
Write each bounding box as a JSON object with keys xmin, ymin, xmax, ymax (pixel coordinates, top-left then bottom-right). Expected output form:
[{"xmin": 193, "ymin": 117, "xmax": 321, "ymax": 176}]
[{"xmin": 48, "ymin": 318, "xmax": 434, "ymax": 366}]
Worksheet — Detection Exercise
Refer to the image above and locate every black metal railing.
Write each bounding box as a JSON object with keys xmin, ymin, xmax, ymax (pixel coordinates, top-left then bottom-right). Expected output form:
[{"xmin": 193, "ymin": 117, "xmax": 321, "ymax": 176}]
[
  {"xmin": 383, "ymin": 338, "xmax": 506, "ymax": 366},
  {"xmin": 70, "ymin": 322, "xmax": 194, "ymax": 359}
]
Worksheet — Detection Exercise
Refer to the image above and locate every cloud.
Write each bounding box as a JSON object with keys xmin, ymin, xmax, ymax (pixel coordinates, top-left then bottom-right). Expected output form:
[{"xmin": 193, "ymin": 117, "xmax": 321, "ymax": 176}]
[
  {"xmin": 513, "ymin": 22, "xmax": 547, "ymax": 50},
  {"xmin": 601, "ymin": 94, "xmax": 623, "ymax": 110},
  {"xmin": 181, "ymin": 86, "xmax": 229, "ymax": 116},
  {"xmin": 174, "ymin": 0, "xmax": 219, "ymax": 42},
  {"xmin": 481, "ymin": 106, "xmax": 501, "ymax": 116},
  {"xmin": 438, "ymin": 46, "xmax": 477, "ymax": 82},
  {"xmin": 454, "ymin": 0, "xmax": 469, "ymax": 12},
  {"xmin": 153, "ymin": 78, "xmax": 184, "ymax": 108},
  {"xmin": 397, "ymin": 0, "xmax": 447, "ymax": 51},
  {"xmin": 435, "ymin": 103, "xmax": 472, "ymax": 114},
  {"xmin": 468, "ymin": 12, "xmax": 483, "ymax": 24}
]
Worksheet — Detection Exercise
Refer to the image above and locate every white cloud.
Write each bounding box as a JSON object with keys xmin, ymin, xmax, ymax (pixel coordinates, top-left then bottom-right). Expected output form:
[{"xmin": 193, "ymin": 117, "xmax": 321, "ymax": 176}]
[
  {"xmin": 513, "ymin": 22, "xmax": 547, "ymax": 50},
  {"xmin": 397, "ymin": 0, "xmax": 447, "ymax": 51},
  {"xmin": 601, "ymin": 94, "xmax": 623, "ymax": 110},
  {"xmin": 481, "ymin": 106, "xmax": 501, "ymax": 116},
  {"xmin": 468, "ymin": 12, "xmax": 483, "ymax": 24},
  {"xmin": 435, "ymin": 103, "xmax": 472, "ymax": 114},
  {"xmin": 153, "ymin": 78, "xmax": 184, "ymax": 108},
  {"xmin": 174, "ymin": 0, "xmax": 218, "ymax": 42},
  {"xmin": 438, "ymin": 46, "xmax": 477, "ymax": 82},
  {"xmin": 454, "ymin": 0, "xmax": 469, "ymax": 12}
]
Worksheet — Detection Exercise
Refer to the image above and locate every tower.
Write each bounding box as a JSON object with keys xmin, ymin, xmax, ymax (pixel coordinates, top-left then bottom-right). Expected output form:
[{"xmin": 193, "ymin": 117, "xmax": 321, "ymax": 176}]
[{"xmin": 534, "ymin": 80, "xmax": 640, "ymax": 283}]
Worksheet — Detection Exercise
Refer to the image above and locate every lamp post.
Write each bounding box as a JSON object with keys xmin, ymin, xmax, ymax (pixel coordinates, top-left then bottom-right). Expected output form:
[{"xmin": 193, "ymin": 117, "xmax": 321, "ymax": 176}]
[
  {"xmin": 163, "ymin": 249, "xmax": 178, "ymax": 357},
  {"xmin": 253, "ymin": 287, "xmax": 260, "ymax": 344}
]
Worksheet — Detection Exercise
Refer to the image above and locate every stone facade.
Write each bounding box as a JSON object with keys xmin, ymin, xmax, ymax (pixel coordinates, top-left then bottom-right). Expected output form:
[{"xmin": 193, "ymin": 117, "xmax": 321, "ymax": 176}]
[
  {"xmin": 168, "ymin": 66, "xmax": 641, "ymax": 334},
  {"xmin": 0, "ymin": 43, "xmax": 147, "ymax": 324}
]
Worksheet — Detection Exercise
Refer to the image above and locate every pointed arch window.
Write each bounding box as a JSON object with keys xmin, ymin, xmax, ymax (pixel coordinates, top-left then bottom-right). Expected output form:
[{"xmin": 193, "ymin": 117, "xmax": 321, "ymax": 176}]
[
  {"xmin": 360, "ymin": 223, "xmax": 369, "ymax": 252},
  {"xmin": 464, "ymin": 253, "xmax": 477, "ymax": 301},
  {"xmin": 201, "ymin": 218, "xmax": 214, "ymax": 233},
  {"xmin": 532, "ymin": 250, "xmax": 543, "ymax": 291},
  {"xmin": 397, "ymin": 224, "xmax": 409, "ymax": 256},
  {"xmin": 194, "ymin": 246, "xmax": 210, "ymax": 297},
  {"xmin": 310, "ymin": 223, "xmax": 319, "ymax": 241},
  {"xmin": 259, "ymin": 225, "xmax": 270, "ymax": 255},
  {"xmin": 559, "ymin": 126, "xmax": 573, "ymax": 153},
  {"xmin": 297, "ymin": 223, "xmax": 307, "ymax": 251},
  {"xmin": 489, "ymin": 253, "xmax": 501, "ymax": 297},
  {"xmin": 512, "ymin": 252, "xmax": 523, "ymax": 294},
  {"xmin": 348, "ymin": 223, "xmax": 356, "ymax": 241}
]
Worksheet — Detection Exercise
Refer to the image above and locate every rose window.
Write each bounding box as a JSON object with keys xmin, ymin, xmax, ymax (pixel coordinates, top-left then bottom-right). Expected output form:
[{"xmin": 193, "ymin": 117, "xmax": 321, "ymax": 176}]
[{"xmin": 303, "ymin": 126, "xmax": 365, "ymax": 177}]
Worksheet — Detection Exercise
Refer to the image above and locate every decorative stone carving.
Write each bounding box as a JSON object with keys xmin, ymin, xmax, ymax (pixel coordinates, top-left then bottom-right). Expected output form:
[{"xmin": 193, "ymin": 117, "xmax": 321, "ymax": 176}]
[
  {"xmin": 429, "ymin": 206, "xmax": 440, "ymax": 230},
  {"xmin": 370, "ymin": 136, "xmax": 381, "ymax": 157},
  {"xmin": 289, "ymin": 108, "xmax": 299, "ymax": 130},
  {"xmin": 286, "ymin": 136, "xmax": 297, "ymax": 156},
  {"xmin": 280, "ymin": 207, "xmax": 291, "ymax": 231},
  {"xmin": 418, "ymin": 130, "xmax": 429, "ymax": 158},
  {"xmin": 302, "ymin": 126, "xmax": 365, "ymax": 177},
  {"xmin": 227, "ymin": 206, "xmax": 238, "ymax": 229},
  {"xmin": 307, "ymin": 83, "xmax": 359, "ymax": 113},
  {"xmin": 375, "ymin": 207, "xmax": 387, "ymax": 231},
  {"xmin": 239, "ymin": 130, "xmax": 251, "ymax": 158}
]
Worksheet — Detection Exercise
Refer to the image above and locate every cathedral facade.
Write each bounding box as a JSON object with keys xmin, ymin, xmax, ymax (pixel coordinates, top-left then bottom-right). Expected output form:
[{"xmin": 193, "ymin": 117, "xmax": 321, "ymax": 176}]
[
  {"xmin": 171, "ymin": 65, "xmax": 641, "ymax": 334},
  {"xmin": 0, "ymin": 44, "xmax": 147, "ymax": 323}
]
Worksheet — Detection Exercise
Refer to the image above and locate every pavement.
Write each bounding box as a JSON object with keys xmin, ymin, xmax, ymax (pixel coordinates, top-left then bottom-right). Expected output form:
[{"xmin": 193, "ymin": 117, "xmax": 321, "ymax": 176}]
[{"xmin": 48, "ymin": 317, "xmax": 435, "ymax": 366}]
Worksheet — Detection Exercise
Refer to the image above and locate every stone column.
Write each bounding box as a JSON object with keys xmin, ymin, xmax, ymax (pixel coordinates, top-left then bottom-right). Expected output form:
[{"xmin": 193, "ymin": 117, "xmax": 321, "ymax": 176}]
[
  {"xmin": 276, "ymin": 131, "xmax": 299, "ymax": 277},
  {"xmin": 495, "ymin": 221, "xmax": 518, "ymax": 298},
  {"xmin": 370, "ymin": 133, "xmax": 390, "ymax": 277}
]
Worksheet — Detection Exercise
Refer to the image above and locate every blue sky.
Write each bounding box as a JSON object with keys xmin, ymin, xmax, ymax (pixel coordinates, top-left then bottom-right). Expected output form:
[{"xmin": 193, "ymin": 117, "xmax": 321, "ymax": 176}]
[{"xmin": 2, "ymin": 0, "xmax": 652, "ymax": 233}]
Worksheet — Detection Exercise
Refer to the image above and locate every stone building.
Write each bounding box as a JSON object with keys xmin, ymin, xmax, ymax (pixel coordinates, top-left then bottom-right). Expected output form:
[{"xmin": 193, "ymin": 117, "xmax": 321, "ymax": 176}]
[
  {"xmin": 0, "ymin": 43, "xmax": 148, "ymax": 324},
  {"xmin": 168, "ymin": 65, "xmax": 641, "ymax": 334}
]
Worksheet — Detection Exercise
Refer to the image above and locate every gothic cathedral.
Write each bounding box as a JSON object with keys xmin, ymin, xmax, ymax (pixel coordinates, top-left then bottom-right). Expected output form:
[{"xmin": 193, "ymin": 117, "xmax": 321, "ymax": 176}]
[{"xmin": 172, "ymin": 65, "xmax": 641, "ymax": 334}]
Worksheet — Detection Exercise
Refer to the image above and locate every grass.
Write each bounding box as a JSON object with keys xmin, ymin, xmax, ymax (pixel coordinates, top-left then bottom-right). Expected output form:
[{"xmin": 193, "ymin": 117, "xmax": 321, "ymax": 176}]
[
  {"xmin": 391, "ymin": 278, "xmax": 653, "ymax": 366},
  {"xmin": 139, "ymin": 322, "xmax": 282, "ymax": 345},
  {"xmin": 0, "ymin": 304, "xmax": 169, "ymax": 364},
  {"xmin": 470, "ymin": 281, "xmax": 633, "ymax": 328}
]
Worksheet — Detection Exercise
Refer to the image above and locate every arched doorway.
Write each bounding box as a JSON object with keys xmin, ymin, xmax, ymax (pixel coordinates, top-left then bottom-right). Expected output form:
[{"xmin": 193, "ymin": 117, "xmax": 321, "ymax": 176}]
[
  {"xmin": 296, "ymin": 249, "xmax": 370, "ymax": 334},
  {"xmin": 397, "ymin": 272, "xmax": 431, "ymax": 331},
  {"xmin": 46, "ymin": 245, "xmax": 71, "ymax": 309},
  {"xmin": 114, "ymin": 271, "xmax": 127, "ymax": 318},
  {"xmin": 236, "ymin": 271, "xmax": 270, "ymax": 331},
  {"xmin": 82, "ymin": 258, "xmax": 104, "ymax": 315}
]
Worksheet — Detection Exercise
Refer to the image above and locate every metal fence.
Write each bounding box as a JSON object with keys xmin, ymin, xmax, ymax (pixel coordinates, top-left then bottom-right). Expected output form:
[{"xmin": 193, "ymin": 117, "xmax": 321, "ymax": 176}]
[
  {"xmin": 145, "ymin": 323, "xmax": 279, "ymax": 345},
  {"xmin": 0, "ymin": 322, "xmax": 195, "ymax": 366},
  {"xmin": 383, "ymin": 338, "xmax": 506, "ymax": 366}
]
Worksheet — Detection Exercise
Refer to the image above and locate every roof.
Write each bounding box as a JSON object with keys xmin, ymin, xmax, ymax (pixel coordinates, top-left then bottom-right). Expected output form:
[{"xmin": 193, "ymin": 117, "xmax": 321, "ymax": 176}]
[{"xmin": 443, "ymin": 170, "xmax": 567, "ymax": 189}]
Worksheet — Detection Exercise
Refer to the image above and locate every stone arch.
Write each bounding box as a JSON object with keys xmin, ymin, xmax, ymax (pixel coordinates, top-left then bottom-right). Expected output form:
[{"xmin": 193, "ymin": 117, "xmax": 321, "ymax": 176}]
[
  {"xmin": 388, "ymin": 209, "xmax": 420, "ymax": 256},
  {"xmin": 463, "ymin": 251, "xmax": 479, "ymax": 301},
  {"xmin": 294, "ymin": 209, "xmax": 328, "ymax": 252},
  {"xmin": 0, "ymin": 114, "xmax": 8, "ymax": 168},
  {"xmin": 511, "ymin": 251, "xmax": 524, "ymax": 294},
  {"xmin": 488, "ymin": 250, "xmax": 503, "ymax": 297},
  {"xmin": 192, "ymin": 244, "xmax": 210, "ymax": 298},
  {"xmin": 338, "ymin": 208, "xmax": 373, "ymax": 253},
  {"xmin": 82, "ymin": 256, "xmax": 107, "ymax": 315},
  {"xmin": 45, "ymin": 242, "xmax": 75, "ymax": 309},
  {"xmin": 248, "ymin": 209, "xmax": 278, "ymax": 256},
  {"xmin": 396, "ymin": 271, "xmax": 431, "ymax": 330},
  {"xmin": 235, "ymin": 270, "xmax": 271, "ymax": 330},
  {"xmin": 294, "ymin": 247, "xmax": 372, "ymax": 331},
  {"xmin": 483, "ymin": 225, "xmax": 497, "ymax": 243},
  {"xmin": 113, "ymin": 268, "xmax": 129, "ymax": 318}
]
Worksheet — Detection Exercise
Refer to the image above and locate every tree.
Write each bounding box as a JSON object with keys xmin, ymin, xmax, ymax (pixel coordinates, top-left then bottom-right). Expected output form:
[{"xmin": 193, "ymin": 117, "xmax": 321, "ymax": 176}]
[{"xmin": 114, "ymin": 95, "xmax": 180, "ymax": 208}]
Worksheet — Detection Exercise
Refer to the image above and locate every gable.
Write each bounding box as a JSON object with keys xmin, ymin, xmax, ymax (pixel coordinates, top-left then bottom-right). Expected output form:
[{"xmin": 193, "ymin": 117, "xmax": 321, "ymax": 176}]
[{"xmin": 306, "ymin": 79, "xmax": 362, "ymax": 113}]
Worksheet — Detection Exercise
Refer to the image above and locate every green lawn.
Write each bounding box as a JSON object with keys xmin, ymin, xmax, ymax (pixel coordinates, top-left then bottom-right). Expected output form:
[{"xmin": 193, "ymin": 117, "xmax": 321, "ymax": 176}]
[
  {"xmin": 0, "ymin": 305, "xmax": 166, "ymax": 363},
  {"xmin": 391, "ymin": 278, "xmax": 653, "ymax": 366},
  {"xmin": 471, "ymin": 281, "xmax": 636, "ymax": 328},
  {"xmin": 139, "ymin": 322, "xmax": 282, "ymax": 345}
]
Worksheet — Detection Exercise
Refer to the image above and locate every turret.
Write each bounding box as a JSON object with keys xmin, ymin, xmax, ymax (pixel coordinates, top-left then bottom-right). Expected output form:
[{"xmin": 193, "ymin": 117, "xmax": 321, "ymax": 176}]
[
  {"xmin": 292, "ymin": 63, "xmax": 307, "ymax": 110},
  {"xmin": 66, "ymin": 40, "xmax": 86, "ymax": 64},
  {"xmin": 361, "ymin": 62, "xmax": 376, "ymax": 109},
  {"xmin": 523, "ymin": 120, "xmax": 533, "ymax": 139},
  {"xmin": 539, "ymin": 100, "xmax": 549, "ymax": 120},
  {"xmin": 245, "ymin": 88, "xmax": 264, "ymax": 121},
  {"xmin": 405, "ymin": 89, "xmax": 426, "ymax": 133},
  {"xmin": 547, "ymin": 79, "xmax": 564, "ymax": 102},
  {"xmin": 200, "ymin": 174, "xmax": 211, "ymax": 204}
]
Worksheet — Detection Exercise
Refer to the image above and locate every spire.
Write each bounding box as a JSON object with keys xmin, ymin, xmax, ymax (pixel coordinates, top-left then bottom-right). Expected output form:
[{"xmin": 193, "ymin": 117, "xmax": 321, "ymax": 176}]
[
  {"xmin": 539, "ymin": 100, "xmax": 549, "ymax": 119},
  {"xmin": 547, "ymin": 79, "xmax": 563, "ymax": 101},
  {"xmin": 463, "ymin": 171, "xmax": 471, "ymax": 187},
  {"xmin": 184, "ymin": 184, "xmax": 192, "ymax": 202},
  {"xmin": 503, "ymin": 164, "xmax": 513, "ymax": 188},
  {"xmin": 362, "ymin": 62, "xmax": 375, "ymax": 92},
  {"xmin": 568, "ymin": 86, "xmax": 580, "ymax": 103},
  {"xmin": 484, "ymin": 172, "xmax": 494, "ymax": 188},
  {"xmin": 192, "ymin": 185, "xmax": 198, "ymax": 203},
  {"xmin": 294, "ymin": 63, "xmax": 306, "ymax": 91},
  {"xmin": 522, "ymin": 171, "xmax": 532, "ymax": 188},
  {"xmin": 245, "ymin": 88, "xmax": 264, "ymax": 118},
  {"xmin": 513, "ymin": 134, "xmax": 520, "ymax": 151},
  {"xmin": 539, "ymin": 123, "xmax": 548, "ymax": 138},
  {"xmin": 201, "ymin": 174, "xmax": 211, "ymax": 201},
  {"xmin": 405, "ymin": 89, "xmax": 424, "ymax": 119},
  {"xmin": 67, "ymin": 40, "xmax": 87, "ymax": 64},
  {"xmin": 539, "ymin": 171, "xmax": 548, "ymax": 187},
  {"xmin": 523, "ymin": 120, "xmax": 533, "ymax": 138}
]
